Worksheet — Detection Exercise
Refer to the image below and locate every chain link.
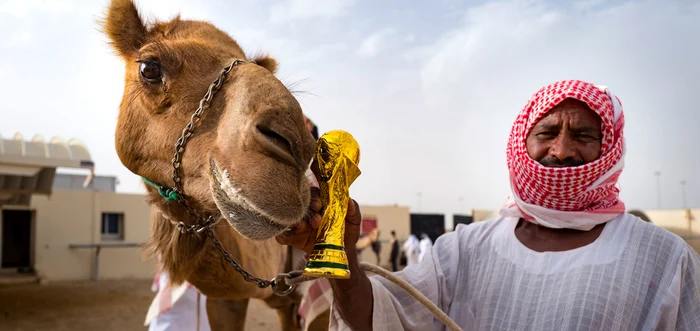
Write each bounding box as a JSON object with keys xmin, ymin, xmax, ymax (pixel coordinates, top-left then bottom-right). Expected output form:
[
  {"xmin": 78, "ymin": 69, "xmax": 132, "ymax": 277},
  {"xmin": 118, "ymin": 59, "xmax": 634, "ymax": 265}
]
[
  {"xmin": 206, "ymin": 228, "xmax": 273, "ymax": 289},
  {"xmin": 176, "ymin": 215, "xmax": 220, "ymax": 234},
  {"xmin": 163, "ymin": 59, "xmax": 284, "ymax": 292},
  {"xmin": 171, "ymin": 59, "xmax": 245, "ymax": 194}
]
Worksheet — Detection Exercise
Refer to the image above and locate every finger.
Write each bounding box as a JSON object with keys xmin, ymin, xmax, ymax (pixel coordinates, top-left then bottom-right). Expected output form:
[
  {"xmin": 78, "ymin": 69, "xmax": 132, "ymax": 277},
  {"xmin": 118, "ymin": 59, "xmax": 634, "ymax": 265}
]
[
  {"xmin": 303, "ymin": 226, "xmax": 318, "ymax": 253},
  {"xmin": 310, "ymin": 185, "xmax": 320, "ymax": 199},
  {"xmin": 291, "ymin": 222, "xmax": 313, "ymax": 248},
  {"xmin": 343, "ymin": 199, "xmax": 362, "ymax": 252},
  {"xmin": 309, "ymin": 213, "xmax": 322, "ymax": 229},
  {"xmin": 275, "ymin": 228, "xmax": 294, "ymax": 245},
  {"xmin": 276, "ymin": 222, "xmax": 306, "ymax": 245},
  {"xmin": 310, "ymin": 194, "xmax": 322, "ymax": 213},
  {"xmin": 310, "ymin": 157, "xmax": 321, "ymax": 179},
  {"xmin": 346, "ymin": 199, "xmax": 362, "ymax": 226}
]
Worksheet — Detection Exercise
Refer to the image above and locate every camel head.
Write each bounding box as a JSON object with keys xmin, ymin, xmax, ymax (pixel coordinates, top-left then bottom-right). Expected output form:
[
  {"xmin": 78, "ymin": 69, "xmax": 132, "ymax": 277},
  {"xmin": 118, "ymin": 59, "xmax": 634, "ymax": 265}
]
[{"xmin": 103, "ymin": 0, "xmax": 316, "ymax": 240}]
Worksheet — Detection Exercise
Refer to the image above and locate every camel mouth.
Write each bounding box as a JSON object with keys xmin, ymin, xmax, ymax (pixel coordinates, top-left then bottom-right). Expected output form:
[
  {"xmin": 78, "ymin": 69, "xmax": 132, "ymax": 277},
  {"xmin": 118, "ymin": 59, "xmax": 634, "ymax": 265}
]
[{"xmin": 208, "ymin": 158, "xmax": 303, "ymax": 240}]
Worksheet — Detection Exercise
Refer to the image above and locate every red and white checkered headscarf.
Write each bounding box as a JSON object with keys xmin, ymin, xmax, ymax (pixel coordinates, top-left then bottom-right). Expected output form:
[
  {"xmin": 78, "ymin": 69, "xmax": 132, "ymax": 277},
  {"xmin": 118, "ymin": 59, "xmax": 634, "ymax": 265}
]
[{"xmin": 499, "ymin": 80, "xmax": 626, "ymax": 230}]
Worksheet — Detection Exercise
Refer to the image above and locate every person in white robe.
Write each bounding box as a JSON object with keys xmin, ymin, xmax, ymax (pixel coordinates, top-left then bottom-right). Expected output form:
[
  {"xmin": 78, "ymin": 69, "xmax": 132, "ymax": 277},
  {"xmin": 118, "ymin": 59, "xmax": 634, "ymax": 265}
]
[
  {"xmin": 418, "ymin": 233, "xmax": 433, "ymax": 263},
  {"xmin": 402, "ymin": 234, "xmax": 421, "ymax": 266},
  {"xmin": 145, "ymin": 266, "xmax": 210, "ymax": 331},
  {"xmin": 279, "ymin": 80, "xmax": 700, "ymax": 331}
]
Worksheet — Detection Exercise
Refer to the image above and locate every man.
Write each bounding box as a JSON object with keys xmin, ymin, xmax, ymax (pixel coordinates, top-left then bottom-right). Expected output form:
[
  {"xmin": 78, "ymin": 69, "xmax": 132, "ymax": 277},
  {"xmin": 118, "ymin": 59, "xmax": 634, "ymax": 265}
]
[
  {"xmin": 402, "ymin": 234, "xmax": 420, "ymax": 266},
  {"xmin": 389, "ymin": 230, "xmax": 400, "ymax": 271},
  {"xmin": 418, "ymin": 233, "xmax": 433, "ymax": 263},
  {"xmin": 371, "ymin": 232, "xmax": 382, "ymax": 265},
  {"xmin": 278, "ymin": 80, "xmax": 700, "ymax": 330}
]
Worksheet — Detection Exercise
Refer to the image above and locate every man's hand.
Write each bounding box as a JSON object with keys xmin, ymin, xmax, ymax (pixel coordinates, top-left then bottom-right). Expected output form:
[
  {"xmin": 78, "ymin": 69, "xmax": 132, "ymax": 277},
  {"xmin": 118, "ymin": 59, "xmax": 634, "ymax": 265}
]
[
  {"xmin": 275, "ymin": 186, "xmax": 322, "ymax": 254},
  {"xmin": 276, "ymin": 171, "xmax": 373, "ymax": 330},
  {"xmin": 275, "ymin": 186, "xmax": 363, "ymax": 255}
]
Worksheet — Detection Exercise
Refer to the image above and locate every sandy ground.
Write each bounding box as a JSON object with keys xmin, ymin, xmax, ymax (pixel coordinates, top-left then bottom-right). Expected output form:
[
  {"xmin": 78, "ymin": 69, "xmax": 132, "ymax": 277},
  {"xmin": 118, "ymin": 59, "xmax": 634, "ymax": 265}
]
[{"xmin": 0, "ymin": 280, "xmax": 280, "ymax": 331}]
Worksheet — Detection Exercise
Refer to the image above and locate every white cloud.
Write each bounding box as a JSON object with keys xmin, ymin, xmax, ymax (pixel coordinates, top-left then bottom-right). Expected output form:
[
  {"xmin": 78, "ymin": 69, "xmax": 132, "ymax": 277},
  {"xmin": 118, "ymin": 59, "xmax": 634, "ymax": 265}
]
[
  {"xmin": 2, "ymin": 30, "xmax": 32, "ymax": 48},
  {"xmin": 356, "ymin": 28, "xmax": 397, "ymax": 58},
  {"xmin": 0, "ymin": 0, "xmax": 72, "ymax": 18},
  {"xmin": 133, "ymin": 0, "xmax": 210, "ymax": 22},
  {"xmin": 269, "ymin": 0, "xmax": 356, "ymax": 24}
]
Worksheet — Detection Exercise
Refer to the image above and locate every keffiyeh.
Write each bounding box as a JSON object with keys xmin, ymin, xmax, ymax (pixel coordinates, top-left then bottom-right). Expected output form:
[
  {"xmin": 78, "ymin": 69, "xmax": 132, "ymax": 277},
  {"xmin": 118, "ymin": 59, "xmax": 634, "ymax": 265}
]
[{"xmin": 500, "ymin": 80, "xmax": 626, "ymax": 230}]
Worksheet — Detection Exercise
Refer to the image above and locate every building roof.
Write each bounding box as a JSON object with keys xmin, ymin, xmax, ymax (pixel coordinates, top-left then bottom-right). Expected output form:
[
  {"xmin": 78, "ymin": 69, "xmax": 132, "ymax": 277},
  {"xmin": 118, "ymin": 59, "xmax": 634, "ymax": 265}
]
[
  {"xmin": 53, "ymin": 173, "xmax": 117, "ymax": 192},
  {"xmin": 0, "ymin": 133, "xmax": 95, "ymax": 205}
]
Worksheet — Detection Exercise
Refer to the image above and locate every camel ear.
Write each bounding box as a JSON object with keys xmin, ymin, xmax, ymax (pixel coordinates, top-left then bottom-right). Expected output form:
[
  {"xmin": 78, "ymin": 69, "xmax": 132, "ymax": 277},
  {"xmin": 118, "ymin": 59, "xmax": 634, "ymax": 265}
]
[
  {"xmin": 253, "ymin": 55, "xmax": 278, "ymax": 74},
  {"xmin": 102, "ymin": 0, "xmax": 148, "ymax": 58}
]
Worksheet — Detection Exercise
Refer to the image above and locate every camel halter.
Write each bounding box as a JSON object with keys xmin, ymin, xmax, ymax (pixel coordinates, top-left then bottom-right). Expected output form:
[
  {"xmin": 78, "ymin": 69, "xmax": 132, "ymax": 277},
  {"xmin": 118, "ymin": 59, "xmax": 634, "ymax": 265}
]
[
  {"xmin": 141, "ymin": 59, "xmax": 296, "ymax": 295},
  {"xmin": 142, "ymin": 59, "xmax": 463, "ymax": 331}
]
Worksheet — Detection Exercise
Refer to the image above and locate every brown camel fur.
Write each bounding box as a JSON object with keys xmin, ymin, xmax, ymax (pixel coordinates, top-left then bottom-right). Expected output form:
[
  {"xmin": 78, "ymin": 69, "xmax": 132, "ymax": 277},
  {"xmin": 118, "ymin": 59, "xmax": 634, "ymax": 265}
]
[{"xmin": 102, "ymin": 0, "xmax": 329, "ymax": 329}]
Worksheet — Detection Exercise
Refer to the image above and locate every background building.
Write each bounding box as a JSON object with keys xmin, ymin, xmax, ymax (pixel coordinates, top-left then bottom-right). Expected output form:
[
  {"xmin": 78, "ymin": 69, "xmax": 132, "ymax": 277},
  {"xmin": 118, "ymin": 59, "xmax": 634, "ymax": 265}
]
[
  {"xmin": 410, "ymin": 213, "xmax": 445, "ymax": 243},
  {"xmin": 1, "ymin": 173, "xmax": 153, "ymax": 283},
  {"xmin": 356, "ymin": 204, "xmax": 411, "ymax": 268},
  {"xmin": 453, "ymin": 214, "xmax": 473, "ymax": 230},
  {"xmin": 0, "ymin": 133, "xmax": 153, "ymax": 284}
]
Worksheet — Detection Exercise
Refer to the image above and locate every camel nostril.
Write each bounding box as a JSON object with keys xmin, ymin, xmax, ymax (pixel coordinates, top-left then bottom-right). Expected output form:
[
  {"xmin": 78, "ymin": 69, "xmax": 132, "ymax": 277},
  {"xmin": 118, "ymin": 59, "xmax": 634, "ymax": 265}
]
[
  {"xmin": 255, "ymin": 124, "xmax": 297, "ymax": 166},
  {"xmin": 256, "ymin": 125, "xmax": 293, "ymax": 154}
]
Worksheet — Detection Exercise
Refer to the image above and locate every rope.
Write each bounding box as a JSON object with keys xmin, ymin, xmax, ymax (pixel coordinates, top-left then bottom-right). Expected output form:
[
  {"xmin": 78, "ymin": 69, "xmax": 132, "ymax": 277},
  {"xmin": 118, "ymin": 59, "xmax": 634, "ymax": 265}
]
[{"xmin": 287, "ymin": 262, "xmax": 463, "ymax": 331}]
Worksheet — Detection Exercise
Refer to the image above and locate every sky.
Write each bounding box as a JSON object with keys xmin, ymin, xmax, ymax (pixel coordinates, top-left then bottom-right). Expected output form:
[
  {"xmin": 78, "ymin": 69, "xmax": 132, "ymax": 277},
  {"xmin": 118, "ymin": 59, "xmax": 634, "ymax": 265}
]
[{"xmin": 1, "ymin": 0, "xmax": 699, "ymax": 228}]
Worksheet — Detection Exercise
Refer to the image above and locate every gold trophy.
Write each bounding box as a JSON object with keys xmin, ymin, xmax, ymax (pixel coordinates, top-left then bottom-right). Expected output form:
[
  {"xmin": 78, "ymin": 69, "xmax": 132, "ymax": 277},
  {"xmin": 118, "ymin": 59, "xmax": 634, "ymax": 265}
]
[{"xmin": 303, "ymin": 130, "xmax": 361, "ymax": 279}]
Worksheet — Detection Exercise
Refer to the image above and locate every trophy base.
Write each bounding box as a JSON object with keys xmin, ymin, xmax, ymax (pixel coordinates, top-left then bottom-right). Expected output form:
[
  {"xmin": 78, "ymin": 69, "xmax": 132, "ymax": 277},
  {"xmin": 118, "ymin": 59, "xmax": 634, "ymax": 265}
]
[
  {"xmin": 302, "ymin": 245, "xmax": 351, "ymax": 279},
  {"xmin": 302, "ymin": 266, "xmax": 350, "ymax": 279}
]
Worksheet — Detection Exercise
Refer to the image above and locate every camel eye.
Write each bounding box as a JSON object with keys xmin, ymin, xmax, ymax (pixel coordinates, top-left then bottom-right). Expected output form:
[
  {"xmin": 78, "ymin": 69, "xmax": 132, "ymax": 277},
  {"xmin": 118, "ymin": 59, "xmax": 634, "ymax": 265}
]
[{"xmin": 139, "ymin": 60, "xmax": 162, "ymax": 83}]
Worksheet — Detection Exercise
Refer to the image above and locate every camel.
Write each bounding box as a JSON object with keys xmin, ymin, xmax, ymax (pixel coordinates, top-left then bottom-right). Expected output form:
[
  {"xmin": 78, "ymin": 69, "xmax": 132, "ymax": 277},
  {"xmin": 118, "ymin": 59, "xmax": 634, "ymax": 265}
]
[{"xmin": 102, "ymin": 0, "xmax": 329, "ymax": 329}]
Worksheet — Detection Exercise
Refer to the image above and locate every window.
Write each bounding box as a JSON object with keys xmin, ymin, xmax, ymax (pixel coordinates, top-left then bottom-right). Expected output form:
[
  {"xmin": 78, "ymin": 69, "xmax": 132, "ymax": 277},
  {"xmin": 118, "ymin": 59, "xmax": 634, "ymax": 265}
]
[{"xmin": 101, "ymin": 212, "xmax": 124, "ymax": 240}]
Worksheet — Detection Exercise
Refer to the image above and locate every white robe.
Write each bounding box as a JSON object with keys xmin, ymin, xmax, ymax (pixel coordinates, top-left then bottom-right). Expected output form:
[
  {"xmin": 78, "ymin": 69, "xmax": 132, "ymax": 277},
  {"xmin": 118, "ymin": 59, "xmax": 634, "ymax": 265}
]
[
  {"xmin": 147, "ymin": 272, "xmax": 210, "ymax": 331},
  {"xmin": 403, "ymin": 235, "xmax": 421, "ymax": 266},
  {"xmin": 330, "ymin": 213, "xmax": 700, "ymax": 330},
  {"xmin": 418, "ymin": 237, "xmax": 433, "ymax": 263}
]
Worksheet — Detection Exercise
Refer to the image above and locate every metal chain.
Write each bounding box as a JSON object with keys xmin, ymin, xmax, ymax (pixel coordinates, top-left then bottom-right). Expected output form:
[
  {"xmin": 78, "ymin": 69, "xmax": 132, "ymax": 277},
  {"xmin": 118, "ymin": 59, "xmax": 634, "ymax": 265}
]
[
  {"xmin": 163, "ymin": 58, "xmax": 295, "ymax": 295},
  {"xmin": 205, "ymin": 228, "xmax": 272, "ymax": 288},
  {"xmin": 171, "ymin": 59, "xmax": 245, "ymax": 194},
  {"xmin": 176, "ymin": 215, "xmax": 219, "ymax": 234}
]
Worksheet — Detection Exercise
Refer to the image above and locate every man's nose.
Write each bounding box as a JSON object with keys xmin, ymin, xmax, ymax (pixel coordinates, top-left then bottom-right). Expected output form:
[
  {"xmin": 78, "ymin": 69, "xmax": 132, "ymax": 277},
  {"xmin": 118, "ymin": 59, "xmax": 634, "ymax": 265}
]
[{"xmin": 549, "ymin": 134, "xmax": 577, "ymax": 161}]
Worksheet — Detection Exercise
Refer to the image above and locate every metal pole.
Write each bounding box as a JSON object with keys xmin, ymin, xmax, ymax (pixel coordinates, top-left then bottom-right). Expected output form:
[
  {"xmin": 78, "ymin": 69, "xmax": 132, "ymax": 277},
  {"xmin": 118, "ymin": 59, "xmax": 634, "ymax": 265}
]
[
  {"xmin": 94, "ymin": 246, "xmax": 101, "ymax": 281},
  {"xmin": 654, "ymin": 171, "xmax": 662, "ymax": 209}
]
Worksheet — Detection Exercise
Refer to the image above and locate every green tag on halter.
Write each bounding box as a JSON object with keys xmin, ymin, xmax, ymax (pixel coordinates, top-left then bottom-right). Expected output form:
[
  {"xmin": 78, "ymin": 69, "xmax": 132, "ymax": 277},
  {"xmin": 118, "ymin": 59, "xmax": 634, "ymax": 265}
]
[
  {"xmin": 141, "ymin": 177, "xmax": 180, "ymax": 201},
  {"xmin": 159, "ymin": 187, "xmax": 180, "ymax": 201}
]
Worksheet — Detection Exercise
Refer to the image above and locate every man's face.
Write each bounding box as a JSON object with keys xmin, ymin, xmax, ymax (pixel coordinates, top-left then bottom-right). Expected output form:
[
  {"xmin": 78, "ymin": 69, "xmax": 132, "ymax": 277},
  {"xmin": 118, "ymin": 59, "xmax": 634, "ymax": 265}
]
[{"xmin": 526, "ymin": 98, "xmax": 602, "ymax": 167}]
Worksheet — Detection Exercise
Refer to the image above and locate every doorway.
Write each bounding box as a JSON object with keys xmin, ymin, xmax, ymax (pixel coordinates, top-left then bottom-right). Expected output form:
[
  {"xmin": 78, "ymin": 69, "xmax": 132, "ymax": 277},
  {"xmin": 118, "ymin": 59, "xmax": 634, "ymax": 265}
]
[{"xmin": 1, "ymin": 209, "xmax": 33, "ymax": 269}]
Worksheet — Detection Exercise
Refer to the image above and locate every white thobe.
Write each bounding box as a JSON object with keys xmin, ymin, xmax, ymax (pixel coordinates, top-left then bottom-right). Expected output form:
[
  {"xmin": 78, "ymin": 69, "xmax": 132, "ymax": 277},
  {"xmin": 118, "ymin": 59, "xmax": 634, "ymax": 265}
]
[
  {"xmin": 403, "ymin": 236, "xmax": 421, "ymax": 266},
  {"xmin": 418, "ymin": 237, "xmax": 433, "ymax": 263},
  {"xmin": 330, "ymin": 213, "xmax": 700, "ymax": 330},
  {"xmin": 148, "ymin": 272, "xmax": 211, "ymax": 331}
]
